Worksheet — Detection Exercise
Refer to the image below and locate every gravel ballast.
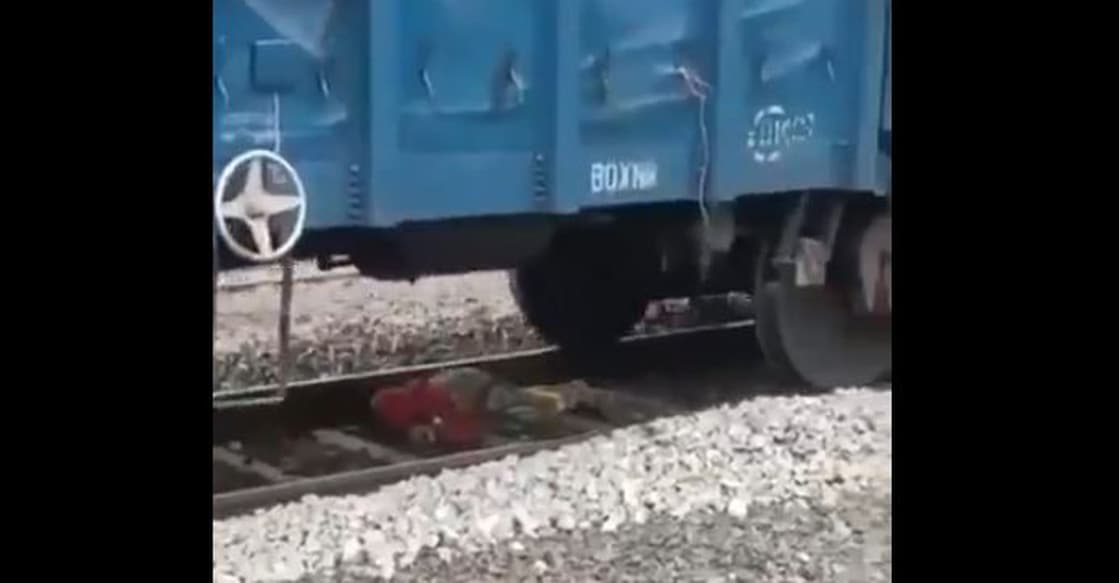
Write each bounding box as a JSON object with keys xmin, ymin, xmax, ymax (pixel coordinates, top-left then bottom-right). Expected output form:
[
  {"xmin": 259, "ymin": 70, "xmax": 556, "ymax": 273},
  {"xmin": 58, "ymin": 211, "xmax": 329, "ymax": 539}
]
[
  {"xmin": 213, "ymin": 387, "xmax": 891, "ymax": 582},
  {"xmin": 375, "ymin": 490, "xmax": 890, "ymax": 582},
  {"xmin": 215, "ymin": 271, "xmax": 539, "ymax": 390},
  {"xmin": 214, "ymin": 270, "xmax": 744, "ymax": 391}
]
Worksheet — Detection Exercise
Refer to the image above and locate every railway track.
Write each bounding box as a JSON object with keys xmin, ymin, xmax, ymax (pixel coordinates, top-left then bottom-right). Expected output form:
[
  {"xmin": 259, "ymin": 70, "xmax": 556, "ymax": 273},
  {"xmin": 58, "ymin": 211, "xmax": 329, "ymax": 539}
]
[
  {"xmin": 213, "ymin": 320, "xmax": 761, "ymax": 519},
  {"xmin": 217, "ymin": 262, "xmax": 357, "ymax": 291}
]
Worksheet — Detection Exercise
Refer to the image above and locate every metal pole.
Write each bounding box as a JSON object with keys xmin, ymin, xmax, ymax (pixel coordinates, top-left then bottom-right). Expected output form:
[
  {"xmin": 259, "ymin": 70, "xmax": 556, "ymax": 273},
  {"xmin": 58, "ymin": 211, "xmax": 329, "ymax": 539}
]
[
  {"xmin": 278, "ymin": 256, "xmax": 294, "ymax": 401},
  {"xmin": 213, "ymin": 228, "xmax": 220, "ymax": 391}
]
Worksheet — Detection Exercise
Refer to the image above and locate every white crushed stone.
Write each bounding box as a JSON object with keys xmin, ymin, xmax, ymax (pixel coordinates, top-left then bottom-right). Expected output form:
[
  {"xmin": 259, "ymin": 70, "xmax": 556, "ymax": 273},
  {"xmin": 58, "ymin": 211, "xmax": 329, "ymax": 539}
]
[
  {"xmin": 213, "ymin": 387, "xmax": 891, "ymax": 582},
  {"xmin": 215, "ymin": 271, "xmax": 521, "ymax": 355},
  {"xmin": 213, "ymin": 270, "xmax": 545, "ymax": 390}
]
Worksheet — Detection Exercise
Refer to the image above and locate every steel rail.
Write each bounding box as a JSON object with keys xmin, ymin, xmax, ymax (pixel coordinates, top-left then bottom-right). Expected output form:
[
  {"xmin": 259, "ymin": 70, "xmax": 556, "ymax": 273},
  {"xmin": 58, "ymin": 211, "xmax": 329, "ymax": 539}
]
[
  {"xmin": 213, "ymin": 320, "xmax": 756, "ymax": 517},
  {"xmin": 213, "ymin": 319, "xmax": 753, "ymax": 405},
  {"xmin": 213, "ymin": 429, "xmax": 600, "ymax": 519}
]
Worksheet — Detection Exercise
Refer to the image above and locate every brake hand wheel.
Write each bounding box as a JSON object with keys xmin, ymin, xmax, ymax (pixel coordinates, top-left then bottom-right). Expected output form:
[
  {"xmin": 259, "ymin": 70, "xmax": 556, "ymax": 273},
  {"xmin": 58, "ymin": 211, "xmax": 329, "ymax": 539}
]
[{"xmin": 214, "ymin": 149, "xmax": 307, "ymax": 263}]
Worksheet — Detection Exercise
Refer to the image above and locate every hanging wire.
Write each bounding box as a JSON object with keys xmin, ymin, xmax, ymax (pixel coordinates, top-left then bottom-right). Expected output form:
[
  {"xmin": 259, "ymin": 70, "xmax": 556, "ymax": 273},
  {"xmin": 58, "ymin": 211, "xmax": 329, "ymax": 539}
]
[
  {"xmin": 675, "ymin": 64, "xmax": 719, "ymax": 284},
  {"xmin": 676, "ymin": 65, "xmax": 713, "ymax": 232}
]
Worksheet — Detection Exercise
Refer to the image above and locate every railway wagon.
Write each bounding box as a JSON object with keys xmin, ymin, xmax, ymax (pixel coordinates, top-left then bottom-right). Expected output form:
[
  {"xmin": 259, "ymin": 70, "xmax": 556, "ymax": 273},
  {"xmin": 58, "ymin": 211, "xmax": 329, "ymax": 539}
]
[{"xmin": 213, "ymin": 0, "xmax": 892, "ymax": 388}]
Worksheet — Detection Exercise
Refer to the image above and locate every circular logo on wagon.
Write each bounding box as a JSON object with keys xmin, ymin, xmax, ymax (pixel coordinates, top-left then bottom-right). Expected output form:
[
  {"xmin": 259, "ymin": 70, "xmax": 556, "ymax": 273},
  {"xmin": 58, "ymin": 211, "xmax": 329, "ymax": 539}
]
[{"xmin": 746, "ymin": 105, "xmax": 816, "ymax": 164}]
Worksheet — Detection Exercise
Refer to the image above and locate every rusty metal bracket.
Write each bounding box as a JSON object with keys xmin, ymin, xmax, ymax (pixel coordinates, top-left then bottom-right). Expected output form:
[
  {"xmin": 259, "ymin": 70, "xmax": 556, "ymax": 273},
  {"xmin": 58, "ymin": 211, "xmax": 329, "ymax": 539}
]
[
  {"xmin": 772, "ymin": 194, "xmax": 847, "ymax": 288},
  {"xmin": 772, "ymin": 193, "xmax": 809, "ymax": 283}
]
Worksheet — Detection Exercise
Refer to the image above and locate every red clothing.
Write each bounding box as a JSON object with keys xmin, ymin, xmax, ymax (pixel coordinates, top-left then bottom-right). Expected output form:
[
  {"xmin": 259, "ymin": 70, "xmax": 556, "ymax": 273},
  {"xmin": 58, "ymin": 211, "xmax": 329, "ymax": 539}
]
[{"xmin": 370, "ymin": 377, "xmax": 485, "ymax": 450}]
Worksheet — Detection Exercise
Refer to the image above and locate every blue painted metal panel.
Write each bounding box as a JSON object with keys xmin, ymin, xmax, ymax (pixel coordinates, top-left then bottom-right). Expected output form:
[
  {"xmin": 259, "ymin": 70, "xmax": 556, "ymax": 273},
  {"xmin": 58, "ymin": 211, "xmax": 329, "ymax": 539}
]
[
  {"xmin": 213, "ymin": 0, "xmax": 891, "ymax": 229},
  {"xmin": 710, "ymin": 0, "xmax": 888, "ymax": 199},
  {"xmin": 878, "ymin": 4, "xmax": 891, "ymax": 194},
  {"xmin": 213, "ymin": 0, "xmax": 368, "ymax": 230},
  {"xmin": 555, "ymin": 0, "xmax": 718, "ymax": 211},
  {"xmin": 367, "ymin": 0, "xmax": 554, "ymax": 224}
]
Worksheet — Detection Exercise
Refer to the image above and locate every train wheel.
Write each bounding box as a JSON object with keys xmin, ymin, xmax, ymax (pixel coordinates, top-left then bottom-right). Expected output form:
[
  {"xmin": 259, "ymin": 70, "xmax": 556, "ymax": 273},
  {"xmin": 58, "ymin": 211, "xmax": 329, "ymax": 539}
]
[
  {"xmin": 752, "ymin": 241, "xmax": 797, "ymax": 380},
  {"xmin": 510, "ymin": 229, "xmax": 652, "ymax": 353},
  {"xmin": 758, "ymin": 280, "xmax": 890, "ymax": 388},
  {"xmin": 753, "ymin": 281, "xmax": 797, "ymax": 380},
  {"xmin": 754, "ymin": 211, "xmax": 891, "ymax": 388}
]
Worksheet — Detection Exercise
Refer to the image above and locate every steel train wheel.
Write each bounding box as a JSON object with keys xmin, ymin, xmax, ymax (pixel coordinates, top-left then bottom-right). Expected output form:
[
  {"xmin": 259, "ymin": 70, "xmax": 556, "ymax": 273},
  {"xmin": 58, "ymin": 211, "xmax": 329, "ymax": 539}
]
[
  {"xmin": 759, "ymin": 281, "xmax": 890, "ymax": 388},
  {"xmin": 751, "ymin": 240, "xmax": 797, "ymax": 380},
  {"xmin": 510, "ymin": 230, "xmax": 651, "ymax": 353},
  {"xmin": 752, "ymin": 210, "xmax": 892, "ymax": 388},
  {"xmin": 752, "ymin": 281, "xmax": 797, "ymax": 380}
]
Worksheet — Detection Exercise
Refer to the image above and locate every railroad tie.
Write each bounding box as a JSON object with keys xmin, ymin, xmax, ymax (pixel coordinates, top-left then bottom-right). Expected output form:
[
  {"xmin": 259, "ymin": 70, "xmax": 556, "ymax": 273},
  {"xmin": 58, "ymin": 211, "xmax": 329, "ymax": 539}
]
[
  {"xmin": 310, "ymin": 429, "xmax": 418, "ymax": 465},
  {"xmin": 576, "ymin": 384, "xmax": 687, "ymax": 425},
  {"xmin": 212, "ymin": 446, "xmax": 294, "ymax": 484}
]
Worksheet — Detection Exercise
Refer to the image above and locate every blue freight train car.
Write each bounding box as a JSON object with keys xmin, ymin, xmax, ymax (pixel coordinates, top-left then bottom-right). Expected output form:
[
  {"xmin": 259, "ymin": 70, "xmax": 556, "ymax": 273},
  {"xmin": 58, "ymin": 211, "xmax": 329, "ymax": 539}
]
[{"xmin": 213, "ymin": 0, "xmax": 892, "ymax": 388}]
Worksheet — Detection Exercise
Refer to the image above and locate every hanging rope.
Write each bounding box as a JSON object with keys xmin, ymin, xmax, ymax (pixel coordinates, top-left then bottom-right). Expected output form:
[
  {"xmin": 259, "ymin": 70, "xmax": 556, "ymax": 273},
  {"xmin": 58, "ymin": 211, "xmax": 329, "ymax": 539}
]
[
  {"xmin": 675, "ymin": 65, "xmax": 717, "ymax": 283},
  {"xmin": 676, "ymin": 65, "xmax": 712, "ymax": 231}
]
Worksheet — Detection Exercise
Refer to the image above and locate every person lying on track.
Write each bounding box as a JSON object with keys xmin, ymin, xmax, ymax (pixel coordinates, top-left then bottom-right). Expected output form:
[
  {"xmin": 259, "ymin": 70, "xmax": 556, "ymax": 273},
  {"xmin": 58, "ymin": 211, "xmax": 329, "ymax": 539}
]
[{"xmin": 368, "ymin": 367, "xmax": 601, "ymax": 451}]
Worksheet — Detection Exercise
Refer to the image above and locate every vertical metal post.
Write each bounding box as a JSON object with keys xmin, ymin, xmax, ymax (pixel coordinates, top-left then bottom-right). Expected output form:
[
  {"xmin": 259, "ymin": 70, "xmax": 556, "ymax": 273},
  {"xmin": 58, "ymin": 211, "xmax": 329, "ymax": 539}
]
[
  {"xmin": 821, "ymin": 199, "xmax": 846, "ymax": 257},
  {"xmin": 773, "ymin": 192, "xmax": 809, "ymax": 286},
  {"xmin": 213, "ymin": 230, "xmax": 219, "ymax": 391},
  {"xmin": 278, "ymin": 256, "xmax": 294, "ymax": 401},
  {"xmin": 775, "ymin": 193, "xmax": 808, "ymax": 262}
]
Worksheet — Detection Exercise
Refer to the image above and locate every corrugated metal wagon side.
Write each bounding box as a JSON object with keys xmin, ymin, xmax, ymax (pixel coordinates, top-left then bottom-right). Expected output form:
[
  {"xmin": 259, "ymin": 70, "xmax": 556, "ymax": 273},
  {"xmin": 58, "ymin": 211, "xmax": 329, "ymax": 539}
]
[{"xmin": 212, "ymin": 0, "xmax": 892, "ymax": 389}]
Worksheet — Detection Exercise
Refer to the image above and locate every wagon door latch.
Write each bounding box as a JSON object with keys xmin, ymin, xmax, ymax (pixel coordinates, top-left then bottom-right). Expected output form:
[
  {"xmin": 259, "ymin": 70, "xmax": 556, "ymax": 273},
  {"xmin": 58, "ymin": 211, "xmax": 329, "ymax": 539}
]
[
  {"xmin": 590, "ymin": 49, "xmax": 611, "ymax": 105},
  {"xmin": 491, "ymin": 48, "xmax": 526, "ymax": 111}
]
